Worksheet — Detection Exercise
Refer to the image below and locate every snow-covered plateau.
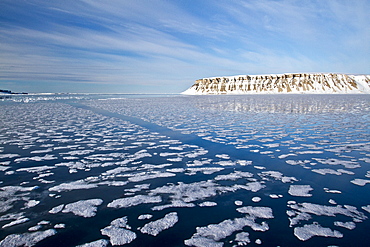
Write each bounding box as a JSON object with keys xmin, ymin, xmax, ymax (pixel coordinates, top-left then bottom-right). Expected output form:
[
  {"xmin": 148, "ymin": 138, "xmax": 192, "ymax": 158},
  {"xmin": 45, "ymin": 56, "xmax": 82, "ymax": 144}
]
[{"xmin": 182, "ymin": 73, "xmax": 370, "ymax": 94}]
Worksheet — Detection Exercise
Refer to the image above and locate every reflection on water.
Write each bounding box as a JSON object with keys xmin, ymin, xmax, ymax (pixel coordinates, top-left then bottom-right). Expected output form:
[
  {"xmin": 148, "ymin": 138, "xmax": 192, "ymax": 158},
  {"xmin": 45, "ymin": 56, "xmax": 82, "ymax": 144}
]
[{"xmin": 193, "ymin": 95, "xmax": 370, "ymax": 114}]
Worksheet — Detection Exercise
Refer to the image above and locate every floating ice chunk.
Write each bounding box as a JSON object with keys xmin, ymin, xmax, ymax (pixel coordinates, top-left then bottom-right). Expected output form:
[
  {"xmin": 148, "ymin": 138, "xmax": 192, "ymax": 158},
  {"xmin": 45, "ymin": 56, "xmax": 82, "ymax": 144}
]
[
  {"xmin": 235, "ymin": 201, "xmax": 243, "ymax": 206},
  {"xmin": 199, "ymin": 201, "xmax": 217, "ymax": 207},
  {"xmin": 62, "ymin": 199, "xmax": 103, "ymax": 217},
  {"xmin": 76, "ymin": 239, "xmax": 109, "ymax": 247},
  {"xmin": 16, "ymin": 166, "xmax": 55, "ymax": 173},
  {"xmin": 288, "ymin": 212, "xmax": 311, "ymax": 227},
  {"xmin": 252, "ymin": 197, "xmax": 261, "ymax": 203},
  {"xmin": 0, "ymin": 154, "xmax": 19, "ymax": 159},
  {"xmin": 216, "ymin": 160, "xmax": 236, "ymax": 166},
  {"xmin": 288, "ymin": 202, "xmax": 367, "ymax": 221},
  {"xmin": 107, "ymin": 195, "xmax": 162, "ymax": 208},
  {"xmin": 48, "ymin": 180, "xmax": 98, "ymax": 192},
  {"xmin": 350, "ymin": 179, "xmax": 370, "ymax": 186},
  {"xmin": 334, "ymin": 221, "xmax": 356, "ymax": 230},
  {"xmin": 215, "ymin": 154, "xmax": 230, "ymax": 159},
  {"xmin": 150, "ymin": 181, "xmax": 218, "ymax": 203},
  {"xmin": 0, "ymin": 229, "xmax": 56, "ymax": 246},
  {"xmin": 234, "ymin": 232, "xmax": 250, "ymax": 245},
  {"xmin": 49, "ymin": 204, "xmax": 64, "ymax": 214},
  {"xmin": 312, "ymin": 158, "xmax": 360, "ymax": 169},
  {"xmin": 2, "ymin": 217, "xmax": 29, "ymax": 228},
  {"xmin": 185, "ymin": 167, "xmax": 224, "ymax": 175},
  {"xmin": 337, "ymin": 169, "xmax": 355, "ymax": 175},
  {"xmin": 254, "ymin": 166, "xmax": 265, "ymax": 170},
  {"xmin": 185, "ymin": 216, "xmax": 269, "ymax": 246},
  {"xmin": 28, "ymin": 225, "xmax": 42, "ymax": 232},
  {"xmin": 101, "ymin": 227, "xmax": 136, "ymax": 246},
  {"xmin": 255, "ymin": 239, "xmax": 262, "ymax": 244},
  {"xmin": 297, "ymin": 151, "xmax": 323, "ymax": 154},
  {"xmin": 124, "ymin": 184, "xmax": 150, "ymax": 193},
  {"xmin": 236, "ymin": 206, "xmax": 274, "ymax": 219},
  {"xmin": 14, "ymin": 154, "xmax": 57, "ymax": 163},
  {"xmin": 54, "ymin": 223, "xmax": 65, "ymax": 229},
  {"xmin": 243, "ymin": 182, "xmax": 266, "ymax": 192},
  {"xmin": 166, "ymin": 168, "xmax": 185, "ymax": 173},
  {"xmin": 324, "ymin": 188, "xmax": 342, "ymax": 194},
  {"xmin": 24, "ymin": 200, "xmax": 40, "ymax": 208},
  {"xmin": 151, "ymin": 200, "xmax": 195, "ymax": 211},
  {"xmin": 138, "ymin": 214, "xmax": 153, "ymax": 220},
  {"xmin": 101, "ymin": 216, "xmax": 136, "ymax": 246},
  {"xmin": 312, "ymin": 169, "xmax": 342, "ymax": 175},
  {"xmin": 140, "ymin": 212, "xmax": 178, "ymax": 236},
  {"xmin": 236, "ymin": 160, "xmax": 252, "ymax": 166},
  {"xmin": 286, "ymin": 160, "xmax": 310, "ymax": 166},
  {"xmin": 214, "ymin": 171, "xmax": 253, "ymax": 181},
  {"xmin": 329, "ymin": 199, "xmax": 337, "ymax": 205},
  {"xmin": 30, "ymin": 148, "xmax": 53, "ymax": 154},
  {"xmin": 184, "ymin": 236, "xmax": 222, "ymax": 247},
  {"xmin": 260, "ymin": 171, "xmax": 297, "ymax": 183},
  {"xmin": 294, "ymin": 223, "xmax": 343, "ymax": 241},
  {"xmin": 278, "ymin": 153, "xmax": 297, "ymax": 159},
  {"xmin": 288, "ymin": 185, "xmax": 313, "ymax": 197},
  {"xmin": 110, "ymin": 216, "xmax": 130, "ymax": 228},
  {"xmin": 128, "ymin": 171, "xmax": 176, "ymax": 182},
  {"xmin": 362, "ymin": 205, "xmax": 370, "ymax": 213}
]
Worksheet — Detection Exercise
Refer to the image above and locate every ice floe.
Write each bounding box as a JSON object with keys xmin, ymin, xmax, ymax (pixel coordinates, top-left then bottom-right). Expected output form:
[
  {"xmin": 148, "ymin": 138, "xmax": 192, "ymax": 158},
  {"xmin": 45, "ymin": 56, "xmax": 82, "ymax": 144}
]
[
  {"xmin": 101, "ymin": 216, "xmax": 136, "ymax": 246},
  {"xmin": 236, "ymin": 206, "xmax": 274, "ymax": 219},
  {"xmin": 138, "ymin": 214, "xmax": 153, "ymax": 220},
  {"xmin": 185, "ymin": 216, "xmax": 270, "ymax": 246},
  {"xmin": 61, "ymin": 199, "xmax": 103, "ymax": 217},
  {"xmin": 2, "ymin": 217, "xmax": 29, "ymax": 228},
  {"xmin": 140, "ymin": 212, "xmax": 178, "ymax": 236},
  {"xmin": 234, "ymin": 232, "xmax": 250, "ymax": 246},
  {"xmin": 252, "ymin": 197, "xmax": 261, "ymax": 203},
  {"xmin": 288, "ymin": 185, "xmax": 313, "ymax": 197},
  {"xmin": 0, "ymin": 229, "xmax": 57, "ymax": 246},
  {"xmin": 334, "ymin": 221, "xmax": 356, "ymax": 230},
  {"xmin": 350, "ymin": 178, "xmax": 370, "ymax": 186},
  {"xmin": 76, "ymin": 239, "xmax": 109, "ymax": 247},
  {"xmin": 107, "ymin": 195, "xmax": 162, "ymax": 208},
  {"xmin": 48, "ymin": 180, "xmax": 98, "ymax": 192},
  {"xmin": 294, "ymin": 222, "xmax": 343, "ymax": 241}
]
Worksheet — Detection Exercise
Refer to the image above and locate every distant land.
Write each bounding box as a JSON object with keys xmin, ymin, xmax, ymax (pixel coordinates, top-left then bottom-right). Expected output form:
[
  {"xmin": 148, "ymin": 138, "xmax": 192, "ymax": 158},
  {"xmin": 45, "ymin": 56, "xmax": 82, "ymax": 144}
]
[
  {"xmin": 0, "ymin": 89, "xmax": 28, "ymax": 95},
  {"xmin": 182, "ymin": 73, "xmax": 370, "ymax": 95}
]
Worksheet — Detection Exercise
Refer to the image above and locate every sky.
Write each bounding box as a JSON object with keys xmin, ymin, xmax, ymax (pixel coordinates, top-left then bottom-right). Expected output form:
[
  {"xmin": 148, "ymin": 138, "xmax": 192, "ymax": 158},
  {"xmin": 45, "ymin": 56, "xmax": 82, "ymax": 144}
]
[{"xmin": 0, "ymin": 0, "xmax": 369, "ymax": 93}]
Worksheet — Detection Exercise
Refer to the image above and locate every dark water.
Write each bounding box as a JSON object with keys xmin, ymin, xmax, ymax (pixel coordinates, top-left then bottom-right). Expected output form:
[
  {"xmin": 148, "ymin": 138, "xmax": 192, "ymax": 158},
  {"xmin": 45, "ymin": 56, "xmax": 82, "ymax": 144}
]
[{"xmin": 0, "ymin": 94, "xmax": 369, "ymax": 247}]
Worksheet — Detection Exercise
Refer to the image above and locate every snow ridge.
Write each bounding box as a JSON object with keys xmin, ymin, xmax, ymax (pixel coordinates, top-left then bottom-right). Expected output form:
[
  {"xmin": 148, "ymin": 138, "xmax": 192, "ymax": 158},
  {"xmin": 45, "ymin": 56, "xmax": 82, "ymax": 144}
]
[{"xmin": 182, "ymin": 73, "xmax": 370, "ymax": 95}]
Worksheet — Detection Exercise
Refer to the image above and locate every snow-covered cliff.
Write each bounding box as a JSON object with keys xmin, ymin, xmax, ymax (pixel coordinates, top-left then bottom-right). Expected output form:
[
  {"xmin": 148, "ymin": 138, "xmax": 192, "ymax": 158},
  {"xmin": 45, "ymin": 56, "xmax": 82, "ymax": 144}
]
[{"xmin": 182, "ymin": 73, "xmax": 370, "ymax": 95}]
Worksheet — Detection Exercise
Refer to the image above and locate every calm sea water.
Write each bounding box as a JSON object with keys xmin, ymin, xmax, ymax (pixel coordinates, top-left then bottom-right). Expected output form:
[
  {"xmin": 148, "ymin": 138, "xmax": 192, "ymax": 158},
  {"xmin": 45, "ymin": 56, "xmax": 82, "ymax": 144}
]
[{"xmin": 0, "ymin": 94, "xmax": 369, "ymax": 247}]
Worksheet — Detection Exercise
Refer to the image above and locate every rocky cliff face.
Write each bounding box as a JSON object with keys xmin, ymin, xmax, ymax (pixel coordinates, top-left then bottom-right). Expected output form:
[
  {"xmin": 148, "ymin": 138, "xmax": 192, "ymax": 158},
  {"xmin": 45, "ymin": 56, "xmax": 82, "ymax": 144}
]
[{"xmin": 182, "ymin": 73, "xmax": 370, "ymax": 95}]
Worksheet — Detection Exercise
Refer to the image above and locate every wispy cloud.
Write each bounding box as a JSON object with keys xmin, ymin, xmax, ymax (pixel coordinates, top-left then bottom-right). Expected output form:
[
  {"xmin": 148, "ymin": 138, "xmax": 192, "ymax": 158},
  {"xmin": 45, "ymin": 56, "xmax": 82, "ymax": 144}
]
[{"xmin": 0, "ymin": 0, "xmax": 369, "ymax": 93}]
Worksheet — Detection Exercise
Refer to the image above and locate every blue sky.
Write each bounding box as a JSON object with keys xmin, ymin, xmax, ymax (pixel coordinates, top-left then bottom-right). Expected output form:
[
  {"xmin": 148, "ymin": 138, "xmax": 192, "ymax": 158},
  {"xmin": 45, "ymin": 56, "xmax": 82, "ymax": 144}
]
[{"xmin": 0, "ymin": 0, "xmax": 369, "ymax": 93}]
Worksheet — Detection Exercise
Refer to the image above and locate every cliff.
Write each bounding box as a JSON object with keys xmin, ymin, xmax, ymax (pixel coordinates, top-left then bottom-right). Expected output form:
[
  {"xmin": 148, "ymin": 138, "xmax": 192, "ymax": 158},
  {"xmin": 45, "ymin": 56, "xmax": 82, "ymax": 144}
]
[{"xmin": 182, "ymin": 73, "xmax": 370, "ymax": 95}]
